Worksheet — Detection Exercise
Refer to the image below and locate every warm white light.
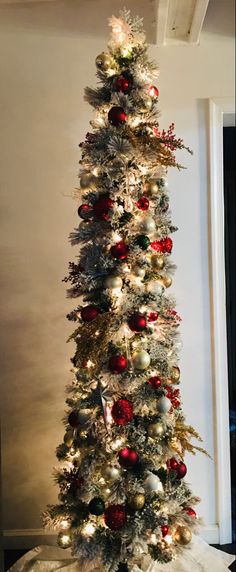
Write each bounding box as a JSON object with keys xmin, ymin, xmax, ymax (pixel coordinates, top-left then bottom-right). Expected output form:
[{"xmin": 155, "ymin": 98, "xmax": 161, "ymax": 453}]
[
  {"xmin": 150, "ymin": 533, "xmax": 157, "ymax": 544},
  {"xmin": 120, "ymin": 45, "xmax": 132, "ymax": 57},
  {"xmin": 105, "ymin": 404, "xmax": 113, "ymax": 425},
  {"xmin": 60, "ymin": 533, "xmax": 71, "ymax": 547},
  {"xmin": 86, "ymin": 360, "xmax": 95, "ymax": 368},
  {"xmin": 82, "ymin": 523, "xmax": 95, "ymax": 537},
  {"xmin": 111, "ymin": 437, "xmax": 124, "ymax": 450},
  {"xmin": 60, "ymin": 519, "xmax": 70, "ymax": 530},
  {"xmin": 165, "ymin": 535, "xmax": 173, "ymax": 545}
]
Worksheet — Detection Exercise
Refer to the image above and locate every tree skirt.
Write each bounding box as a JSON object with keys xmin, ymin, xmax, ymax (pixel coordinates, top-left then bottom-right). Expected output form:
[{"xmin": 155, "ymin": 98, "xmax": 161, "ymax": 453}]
[{"xmin": 7, "ymin": 536, "xmax": 235, "ymax": 572}]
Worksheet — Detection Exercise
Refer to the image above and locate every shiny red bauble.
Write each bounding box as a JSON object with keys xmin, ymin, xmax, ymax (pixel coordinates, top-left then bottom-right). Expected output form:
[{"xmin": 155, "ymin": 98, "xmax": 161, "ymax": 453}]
[
  {"xmin": 111, "ymin": 399, "xmax": 133, "ymax": 425},
  {"xmin": 68, "ymin": 410, "xmax": 79, "ymax": 427},
  {"xmin": 110, "ymin": 240, "xmax": 129, "ymax": 260},
  {"xmin": 149, "ymin": 85, "xmax": 159, "ymax": 98},
  {"xmin": 104, "ymin": 504, "xmax": 127, "ymax": 530},
  {"xmin": 108, "ymin": 106, "xmax": 127, "ymax": 126},
  {"xmin": 93, "ymin": 196, "xmax": 113, "ymax": 221},
  {"xmin": 147, "ymin": 376, "xmax": 162, "ymax": 389},
  {"xmin": 136, "ymin": 196, "xmax": 149, "ymax": 211},
  {"xmin": 148, "ymin": 312, "xmax": 158, "ymax": 322},
  {"xmin": 183, "ymin": 507, "xmax": 197, "ymax": 518},
  {"xmin": 78, "ymin": 203, "xmax": 93, "ymax": 220},
  {"xmin": 81, "ymin": 305, "xmax": 100, "ymax": 322},
  {"xmin": 168, "ymin": 457, "xmax": 179, "ymax": 471},
  {"xmin": 118, "ymin": 447, "xmax": 139, "ymax": 469},
  {"xmin": 164, "ymin": 237, "xmax": 173, "ymax": 253},
  {"xmin": 150, "ymin": 239, "xmax": 165, "ymax": 253},
  {"xmin": 113, "ymin": 74, "xmax": 130, "ymax": 93},
  {"xmin": 177, "ymin": 461, "xmax": 187, "ymax": 479},
  {"xmin": 108, "ymin": 354, "xmax": 128, "ymax": 374},
  {"xmin": 161, "ymin": 525, "xmax": 169, "ymax": 537},
  {"xmin": 128, "ymin": 312, "xmax": 147, "ymax": 332}
]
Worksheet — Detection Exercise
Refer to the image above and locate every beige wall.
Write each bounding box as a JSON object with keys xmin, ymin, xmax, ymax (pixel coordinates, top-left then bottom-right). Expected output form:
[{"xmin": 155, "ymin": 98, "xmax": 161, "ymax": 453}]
[{"xmin": 0, "ymin": 0, "xmax": 235, "ymax": 536}]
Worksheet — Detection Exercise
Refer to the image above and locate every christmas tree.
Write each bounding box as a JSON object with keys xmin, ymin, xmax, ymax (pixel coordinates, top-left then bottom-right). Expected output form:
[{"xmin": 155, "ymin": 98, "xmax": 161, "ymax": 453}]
[{"xmin": 43, "ymin": 10, "xmax": 208, "ymax": 571}]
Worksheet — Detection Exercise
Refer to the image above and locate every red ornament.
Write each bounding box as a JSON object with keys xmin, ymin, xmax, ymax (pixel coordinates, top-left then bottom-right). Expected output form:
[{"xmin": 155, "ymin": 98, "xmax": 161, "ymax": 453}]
[
  {"xmin": 109, "ymin": 354, "xmax": 128, "ymax": 374},
  {"xmin": 93, "ymin": 196, "xmax": 113, "ymax": 221},
  {"xmin": 128, "ymin": 313, "xmax": 147, "ymax": 332},
  {"xmin": 168, "ymin": 457, "xmax": 179, "ymax": 471},
  {"xmin": 68, "ymin": 410, "xmax": 79, "ymax": 427},
  {"xmin": 81, "ymin": 305, "xmax": 99, "ymax": 322},
  {"xmin": 78, "ymin": 203, "xmax": 93, "ymax": 220},
  {"xmin": 111, "ymin": 399, "xmax": 134, "ymax": 425},
  {"xmin": 149, "ymin": 85, "xmax": 159, "ymax": 98},
  {"xmin": 113, "ymin": 75, "xmax": 130, "ymax": 93},
  {"xmin": 164, "ymin": 237, "xmax": 173, "ymax": 253},
  {"xmin": 177, "ymin": 461, "xmax": 187, "ymax": 479},
  {"xmin": 147, "ymin": 376, "xmax": 162, "ymax": 389},
  {"xmin": 104, "ymin": 504, "xmax": 127, "ymax": 530},
  {"xmin": 148, "ymin": 312, "xmax": 158, "ymax": 322},
  {"xmin": 150, "ymin": 239, "xmax": 165, "ymax": 253},
  {"xmin": 183, "ymin": 507, "xmax": 197, "ymax": 519},
  {"xmin": 161, "ymin": 525, "xmax": 169, "ymax": 537},
  {"xmin": 118, "ymin": 447, "xmax": 139, "ymax": 469},
  {"xmin": 108, "ymin": 106, "xmax": 127, "ymax": 126},
  {"xmin": 136, "ymin": 196, "xmax": 149, "ymax": 211},
  {"xmin": 110, "ymin": 241, "xmax": 129, "ymax": 260}
]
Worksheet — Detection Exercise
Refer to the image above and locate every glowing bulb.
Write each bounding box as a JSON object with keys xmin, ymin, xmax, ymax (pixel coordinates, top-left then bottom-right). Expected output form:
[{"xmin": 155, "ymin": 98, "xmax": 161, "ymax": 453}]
[
  {"xmin": 57, "ymin": 531, "xmax": 72, "ymax": 548},
  {"xmin": 165, "ymin": 535, "xmax": 173, "ymax": 545},
  {"xmin": 111, "ymin": 437, "xmax": 124, "ymax": 451},
  {"xmin": 120, "ymin": 45, "xmax": 132, "ymax": 57},
  {"xmin": 150, "ymin": 533, "xmax": 157, "ymax": 544},
  {"xmin": 105, "ymin": 404, "xmax": 113, "ymax": 425},
  {"xmin": 60, "ymin": 519, "xmax": 70, "ymax": 530},
  {"xmin": 82, "ymin": 523, "xmax": 95, "ymax": 537},
  {"xmin": 86, "ymin": 360, "xmax": 94, "ymax": 368}
]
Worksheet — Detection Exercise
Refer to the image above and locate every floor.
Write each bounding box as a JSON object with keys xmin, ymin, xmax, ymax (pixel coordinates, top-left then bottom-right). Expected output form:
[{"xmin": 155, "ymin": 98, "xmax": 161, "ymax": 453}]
[{"xmin": 4, "ymin": 546, "xmax": 236, "ymax": 571}]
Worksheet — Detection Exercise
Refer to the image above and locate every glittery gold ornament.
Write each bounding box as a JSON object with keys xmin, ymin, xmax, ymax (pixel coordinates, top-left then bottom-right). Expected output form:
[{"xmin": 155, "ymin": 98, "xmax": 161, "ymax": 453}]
[
  {"xmin": 151, "ymin": 254, "xmax": 165, "ymax": 270},
  {"xmin": 143, "ymin": 180, "xmax": 159, "ymax": 195},
  {"xmin": 128, "ymin": 493, "xmax": 145, "ymax": 510},
  {"xmin": 171, "ymin": 366, "xmax": 180, "ymax": 383},
  {"xmin": 147, "ymin": 421, "xmax": 164, "ymax": 438},
  {"xmin": 174, "ymin": 526, "xmax": 192, "ymax": 545},
  {"xmin": 96, "ymin": 52, "xmax": 114, "ymax": 71}
]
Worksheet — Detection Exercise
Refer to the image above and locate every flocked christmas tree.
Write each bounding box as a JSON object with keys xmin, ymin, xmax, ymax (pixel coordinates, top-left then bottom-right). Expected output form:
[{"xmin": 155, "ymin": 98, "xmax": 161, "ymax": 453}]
[{"xmin": 43, "ymin": 10, "xmax": 209, "ymax": 572}]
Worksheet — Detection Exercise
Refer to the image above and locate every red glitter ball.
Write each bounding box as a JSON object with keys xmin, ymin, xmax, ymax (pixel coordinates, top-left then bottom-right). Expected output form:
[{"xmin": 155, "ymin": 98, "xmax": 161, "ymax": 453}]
[
  {"xmin": 149, "ymin": 85, "xmax": 159, "ymax": 98},
  {"xmin": 110, "ymin": 241, "xmax": 129, "ymax": 260},
  {"xmin": 81, "ymin": 305, "xmax": 99, "ymax": 322},
  {"xmin": 128, "ymin": 313, "xmax": 147, "ymax": 332},
  {"xmin": 164, "ymin": 237, "xmax": 173, "ymax": 253},
  {"xmin": 136, "ymin": 196, "xmax": 149, "ymax": 211},
  {"xmin": 161, "ymin": 525, "xmax": 169, "ymax": 537},
  {"xmin": 111, "ymin": 399, "xmax": 134, "ymax": 426},
  {"xmin": 183, "ymin": 507, "xmax": 197, "ymax": 519},
  {"xmin": 93, "ymin": 196, "xmax": 113, "ymax": 221},
  {"xmin": 147, "ymin": 376, "xmax": 162, "ymax": 389},
  {"xmin": 108, "ymin": 354, "xmax": 128, "ymax": 374},
  {"xmin": 104, "ymin": 504, "xmax": 127, "ymax": 530},
  {"xmin": 118, "ymin": 447, "xmax": 139, "ymax": 469},
  {"xmin": 108, "ymin": 106, "xmax": 127, "ymax": 126},
  {"xmin": 150, "ymin": 240, "xmax": 165, "ymax": 253},
  {"xmin": 148, "ymin": 312, "xmax": 158, "ymax": 322},
  {"xmin": 113, "ymin": 75, "xmax": 130, "ymax": 93}
]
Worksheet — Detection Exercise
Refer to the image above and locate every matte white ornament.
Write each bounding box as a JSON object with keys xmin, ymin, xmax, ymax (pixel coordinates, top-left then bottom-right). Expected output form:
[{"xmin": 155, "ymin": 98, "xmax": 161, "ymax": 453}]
[
  {"xmin": 144, "ymin": 472, "xmax": 163, "ymax": 492},
  {"xmin": 104, "ymin": 275, "xmax": 123, "ymax": 289},
  {"xmin": 140, "ymin": 216, "xmax": 156, "ymax": 235},
  {"xmin": 146, "ymin": 281, "xmax": 163, "ymax": 296},
  {"xmin": 157, "ymin": 396, "xmax": 172, "ymax": 414},
  {"xmin": 133, "ymin": 350, "xmax": 151, "ymax": 370}
]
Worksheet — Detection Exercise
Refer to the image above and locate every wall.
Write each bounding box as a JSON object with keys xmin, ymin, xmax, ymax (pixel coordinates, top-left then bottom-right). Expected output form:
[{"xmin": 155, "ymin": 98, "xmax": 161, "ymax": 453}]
[{"xmin": 0, "ymin": 0, "xmax": 235, "ymax": 544}]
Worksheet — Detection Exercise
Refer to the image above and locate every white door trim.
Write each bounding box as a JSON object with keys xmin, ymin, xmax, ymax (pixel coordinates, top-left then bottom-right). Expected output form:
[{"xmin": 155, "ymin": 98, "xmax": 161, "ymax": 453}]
[{"xmin": 208, "ymin": 97, "xmax": 235, "ymax": 544}]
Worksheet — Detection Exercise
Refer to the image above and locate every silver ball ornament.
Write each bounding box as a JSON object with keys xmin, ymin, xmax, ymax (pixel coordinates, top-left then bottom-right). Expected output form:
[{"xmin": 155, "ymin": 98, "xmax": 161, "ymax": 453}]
[
  {"xmin": 157, "ymin": 396, "xmax": 172, "ymax": 414},
  {"xmin": 133, "ymin": 350, "xmax": 151, "ymax": 370},
  {"xmin": 140, "ymin": 216, "xmax": 156, "ymax": 235},
  {"xmin": 104, "ymin": 275, "xmax": 123, "ymax": 290},
  {"xmin": 144, "ymin": 473, "xmax": 163, "ymax": 492}
]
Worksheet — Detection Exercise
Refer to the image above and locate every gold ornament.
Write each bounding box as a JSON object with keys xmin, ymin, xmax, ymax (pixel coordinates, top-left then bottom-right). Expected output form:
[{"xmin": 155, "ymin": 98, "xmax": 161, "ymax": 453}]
[
  {"xmin": 63, "ymin": 429, "xmax": 74, "ymax": 448},
  {"xmin": 147, "ymin": 421, "xmax": 164, "ymax": 438},
  {"xmin": 174, "ymin": 526, "xmax": 192, "ymax": 545},
  {"xmin": 143, "ymin": 180, "xmax": 159, "ymax": 195},
  {"xmin": 133, "ymin": 350, "xmax": 151, "ymax": 370},
  {"xmin": 104, "ymin": 465, "xmax": 121, "ymax": 481},
  {"xmin": 104, "ymin": 275, "xmax": 123, "ymax": 290},
  {"xmin": 171, "ymin": 366, "xmax": 180, "ymax": 383},
  {"xmin": 80, "ymin": 173, "xmax": 95, "ymax": 189},
  {"xmin": 163, "ymin": 276, "xmax": 172, "ymax": 288},
  {"xmin": 140, "ymin": 96, "xmax": 153, "ymax": 113},
  {"xmin": 128, "ymin": 493, "xmax": 145, "ymax": 510},
  {"xmin": 151, "ymin": 254, "xmax": 165, "ymax": 270},
  {"xmin": 133, "ymin": 266, "xmax": 146, "ymax": 279},
  {"xmin": 96, "ymin": 52, "xmax": 114, "ymax": 71},
  {"xmin": 57, "ymin": 530, "xmax": 72, "ymax": 549}
]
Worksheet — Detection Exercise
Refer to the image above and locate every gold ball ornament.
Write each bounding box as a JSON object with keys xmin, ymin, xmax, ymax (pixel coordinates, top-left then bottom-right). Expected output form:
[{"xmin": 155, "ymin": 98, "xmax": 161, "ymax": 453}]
[
  {"xmin": 147, "ymin": 421, "xmax": 164, "ymax": 438},
  {"xmin": 63, "ymin": 429, "xmax": 74, "ymax": 448},
  {"xmin": 143, "ymin": 180, "xmax": 159, "ymax": 196},
  {"xmin": 128, "ymin": 493, "xmax": 145, "ymax": 510},
  {"xmin": 104, "ymin": 465, "xmax": 121, "ymax": 482},
  {"xmin": 151, "ymin": 254, "xmax": 165, "ymax": 270},
  {"xmin": 133, "ymin": 266, "xmax": 146, "ymax": 279},
  {"xmin": 163, "ymin": 276, "xmax": 172, "ymax": 288},
  {"xmin": 80, "ymin": 173, "xmax": 96, "ymax": 190},
  {"xmin": 133, "ymin": 349, "xmax": 151, "ymax": 370},
  {"xmin": 57, "ymin": 530, "xmax": 73, "ymax": 549},
  {"xmin": 104, "ymin": 275, "xmax": 123, "ymax": 290},
  {"xmin": 171, "ymin": 366, "xmax": 180, "ymax": 383},
  {"xmin": 140, "ymin": 96, "xmax": 153, "ymax": 113},
  {"xmin": 174, "ymin": 526, "xmax": 192, "ymax": 545},
  {"xmin": 95, "ymin": 52, "xmax": 114, "ymax": 71}
]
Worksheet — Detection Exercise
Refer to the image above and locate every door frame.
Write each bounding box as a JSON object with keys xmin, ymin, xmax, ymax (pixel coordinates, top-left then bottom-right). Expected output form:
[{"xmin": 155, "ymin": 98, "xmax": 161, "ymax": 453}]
[{"xmin": 208, "ymin": 97, "xmax": 235, "ymax": 544}]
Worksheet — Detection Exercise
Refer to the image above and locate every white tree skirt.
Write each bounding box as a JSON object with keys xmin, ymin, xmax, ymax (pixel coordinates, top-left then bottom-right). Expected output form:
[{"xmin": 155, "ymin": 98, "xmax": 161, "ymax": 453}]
[{"xmin": 7, "ymin": 536, "xmax": 235, "ymax": 572}]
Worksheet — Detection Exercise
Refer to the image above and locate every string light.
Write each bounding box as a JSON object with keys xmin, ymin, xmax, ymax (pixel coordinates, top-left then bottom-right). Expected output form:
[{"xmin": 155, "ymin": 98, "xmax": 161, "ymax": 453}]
[
  {"xmin": 81, "ymin": 522, "xmax": 95, "ymax": 537},
  {"xmin": 60, "ymin": 519, "xmax": 71, "ymax": 530}
]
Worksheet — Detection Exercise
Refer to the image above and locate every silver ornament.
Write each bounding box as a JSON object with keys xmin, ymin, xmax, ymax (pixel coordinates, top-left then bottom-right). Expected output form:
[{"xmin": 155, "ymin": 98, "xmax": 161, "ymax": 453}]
[
  {"xmin": 104, "ymin": 275, "xmax": 123, "ymax": 290},
  {"xmin": 133, "ymin": 266, "xmax": 146, "ymax": 279},
  {"xmin": 156, "ymin": 396, "xmax": 172, "ymax": 414},
  {"xmin": 133, "ymin": 350, "xmax": 151, "ymax": 370},
  {"xmin": 146, "ymin": 281, "xmax": 163, "ymax": 296},
  {"xmin": 140, "ymin": 216, "xmax": 156, "ymax": 235},
  {"xmin": 104, "ymin": 466, "xmax": 121, "ymax": 481},
  {"xmin": 144, "ymin": 472, "xmax": 163, "ymax": 492}
]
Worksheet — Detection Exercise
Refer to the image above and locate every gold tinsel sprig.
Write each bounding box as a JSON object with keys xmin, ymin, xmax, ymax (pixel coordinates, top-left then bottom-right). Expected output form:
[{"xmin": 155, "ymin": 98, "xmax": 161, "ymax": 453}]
[
  {"xmin": 174, "ymin": 421, "xmax": 211, "ymax": 458},
  {"xmin": 69, "ymin": 312, "xmax": 114, "ymax": 370}
]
